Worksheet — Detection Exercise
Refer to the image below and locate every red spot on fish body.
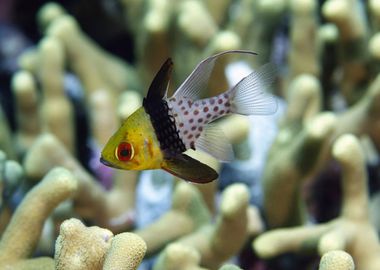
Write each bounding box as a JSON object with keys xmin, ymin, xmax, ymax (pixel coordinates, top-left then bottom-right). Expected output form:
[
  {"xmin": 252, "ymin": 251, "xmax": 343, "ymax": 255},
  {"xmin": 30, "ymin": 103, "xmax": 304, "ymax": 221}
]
[{"xmin": 190, "ymin": 141, "xmax": 195, "ymax": 149}]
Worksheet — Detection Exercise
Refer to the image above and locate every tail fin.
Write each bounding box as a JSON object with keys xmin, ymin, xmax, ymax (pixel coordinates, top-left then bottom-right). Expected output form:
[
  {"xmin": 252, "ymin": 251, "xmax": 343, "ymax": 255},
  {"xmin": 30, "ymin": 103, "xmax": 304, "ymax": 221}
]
[{"xmin": 230, "ymin": 63, "xmax": 278, "ymax": 115}]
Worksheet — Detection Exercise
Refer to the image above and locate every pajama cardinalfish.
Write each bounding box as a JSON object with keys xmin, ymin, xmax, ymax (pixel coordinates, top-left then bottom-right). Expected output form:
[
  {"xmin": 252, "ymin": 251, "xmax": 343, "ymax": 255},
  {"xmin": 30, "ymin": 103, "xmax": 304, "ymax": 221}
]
[{"xmin": 100, "ymin": 50, "xmax": 277, "ymax": 183}]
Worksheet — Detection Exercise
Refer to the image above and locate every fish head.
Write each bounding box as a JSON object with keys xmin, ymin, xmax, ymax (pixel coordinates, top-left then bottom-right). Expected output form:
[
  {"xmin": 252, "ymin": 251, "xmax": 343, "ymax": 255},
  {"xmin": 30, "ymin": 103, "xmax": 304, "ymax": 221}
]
[{"xmin": 100, "ymin": 107, "xmax": 164, "ymax": 170}]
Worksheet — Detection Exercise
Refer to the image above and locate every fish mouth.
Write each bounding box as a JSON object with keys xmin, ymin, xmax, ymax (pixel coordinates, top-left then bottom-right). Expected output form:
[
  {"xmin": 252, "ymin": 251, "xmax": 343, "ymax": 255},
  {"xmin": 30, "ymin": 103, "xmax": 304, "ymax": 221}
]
[{"xmin": 100, "ymin": 157, "xmax": 121, "ymax": 169}]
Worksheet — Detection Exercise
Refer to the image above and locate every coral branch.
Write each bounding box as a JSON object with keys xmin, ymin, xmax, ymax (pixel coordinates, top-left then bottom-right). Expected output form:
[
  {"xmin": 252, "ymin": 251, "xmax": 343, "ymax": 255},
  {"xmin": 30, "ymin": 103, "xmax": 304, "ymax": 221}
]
[
  {"xmin": 103, "ymin": 232, "xmax": 147, "ymax": 270},
  {"xmin": 319, "ymin": 250, "xmax": 355, "ymax": 270},
  {"xmin": 135, "ymin": 182, "xmax": 210, "ymax": 256},
  {"xmin": 23, "ymin": 133, "xmax": 136, "ymax": 232},
  {"xmin": 0, "ymin": 167, "xmax": 77, "ymax": 268},
  {"xmin": 254, "ymin": 134, "xmax": 380, "ymax": 269}
]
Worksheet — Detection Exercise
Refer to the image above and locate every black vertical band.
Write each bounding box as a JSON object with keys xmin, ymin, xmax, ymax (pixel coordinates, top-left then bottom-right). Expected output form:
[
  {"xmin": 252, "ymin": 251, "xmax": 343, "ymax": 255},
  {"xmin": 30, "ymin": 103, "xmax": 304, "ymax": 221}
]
[{"xmin": 143, "ymin": 98, "xmax": 186, "ymax": 156}]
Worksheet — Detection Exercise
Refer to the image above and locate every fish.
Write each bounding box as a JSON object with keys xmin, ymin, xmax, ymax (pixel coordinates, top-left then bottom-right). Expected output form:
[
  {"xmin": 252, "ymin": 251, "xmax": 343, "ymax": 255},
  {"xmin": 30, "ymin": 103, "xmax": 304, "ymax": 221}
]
[{"xmin": 100, "ymin": 50, "xmax": 277, "ymax": 183}]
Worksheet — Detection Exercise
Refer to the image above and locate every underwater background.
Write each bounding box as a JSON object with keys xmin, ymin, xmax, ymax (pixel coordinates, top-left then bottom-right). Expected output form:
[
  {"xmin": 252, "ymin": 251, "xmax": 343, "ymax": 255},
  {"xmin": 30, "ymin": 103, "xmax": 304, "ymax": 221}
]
[{"xmin": 0, "ymin": 0, "xmax": 379, "ymax": 269}]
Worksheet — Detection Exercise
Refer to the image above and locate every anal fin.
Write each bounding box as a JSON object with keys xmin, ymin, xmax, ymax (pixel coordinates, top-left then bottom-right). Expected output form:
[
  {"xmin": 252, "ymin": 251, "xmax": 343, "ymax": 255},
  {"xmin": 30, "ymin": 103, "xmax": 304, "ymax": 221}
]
[{"xmin": 161, "ymin": 154, "xmax": 218, "ymax": 183}]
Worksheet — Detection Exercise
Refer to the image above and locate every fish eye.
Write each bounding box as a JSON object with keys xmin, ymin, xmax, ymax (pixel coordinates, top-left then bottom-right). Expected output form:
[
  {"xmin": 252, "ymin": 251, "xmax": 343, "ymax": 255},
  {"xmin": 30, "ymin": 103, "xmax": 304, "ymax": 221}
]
[{"xmin": 115, "ymin": 142, "xmax": 134, "ymax": 161}]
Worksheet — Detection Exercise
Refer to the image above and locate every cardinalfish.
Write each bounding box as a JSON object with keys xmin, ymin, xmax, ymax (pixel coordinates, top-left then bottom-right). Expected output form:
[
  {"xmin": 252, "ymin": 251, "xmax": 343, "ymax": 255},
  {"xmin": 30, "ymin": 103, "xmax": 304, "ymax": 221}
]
[{"xmin": 100, "ymin": 50, "xmax": 277, "ymax": 183}]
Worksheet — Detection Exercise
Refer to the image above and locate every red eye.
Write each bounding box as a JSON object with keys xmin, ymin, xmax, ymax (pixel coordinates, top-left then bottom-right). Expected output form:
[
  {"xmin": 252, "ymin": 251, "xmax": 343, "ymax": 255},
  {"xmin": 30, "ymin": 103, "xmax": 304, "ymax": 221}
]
[{"xmin": 115, "ymin": 142, "xmax": 134, "ymax": 161}]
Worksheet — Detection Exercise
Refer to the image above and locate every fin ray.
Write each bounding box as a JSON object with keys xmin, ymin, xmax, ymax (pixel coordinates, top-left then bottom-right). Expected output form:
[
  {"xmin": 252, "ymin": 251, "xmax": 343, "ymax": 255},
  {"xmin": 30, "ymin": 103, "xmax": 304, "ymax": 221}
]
[
  {"xmin": 195, "ymin": 124, "xmax": 234, "ymax": 162},
  {"xmin": 230, "ymin": 63, "xmax": 278, "ymax": 115},
  {"xmin": 173, "ymin": 50, "xmax": 258, "ymax": 100}
]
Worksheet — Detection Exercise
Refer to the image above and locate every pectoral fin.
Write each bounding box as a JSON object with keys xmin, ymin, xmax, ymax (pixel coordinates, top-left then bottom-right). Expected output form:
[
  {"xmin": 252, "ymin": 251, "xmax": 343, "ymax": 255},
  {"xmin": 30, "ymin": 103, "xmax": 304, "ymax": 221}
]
[{"xmin": 161, "ymin": 154, "xmax": 218, "ymax": 183}]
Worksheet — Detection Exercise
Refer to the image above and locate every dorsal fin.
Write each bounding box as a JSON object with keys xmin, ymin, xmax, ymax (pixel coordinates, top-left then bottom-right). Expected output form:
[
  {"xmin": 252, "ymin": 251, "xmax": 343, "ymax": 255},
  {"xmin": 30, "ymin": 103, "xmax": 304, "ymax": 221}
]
[
  {"xmin": 146, "ymin": 58, "xmax": 173, "ymax": 100},
  {"xmin": 172, "ymin": 50, "xmax": 258, "ymax": 100}
]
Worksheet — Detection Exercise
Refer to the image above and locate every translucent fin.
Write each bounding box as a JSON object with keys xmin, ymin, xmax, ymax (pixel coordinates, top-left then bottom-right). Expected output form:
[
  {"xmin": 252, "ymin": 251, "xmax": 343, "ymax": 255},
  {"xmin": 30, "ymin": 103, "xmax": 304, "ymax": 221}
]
[
  {"xmin": 173, "ymin": 50, "xmax": 258, "ymax": 100},
  {"xmin": 162, "ymin": 154, "xmax": 218, "ymax": 183},
  {"xmin": 230, "ymin": 63, "xmax": 278, "ymax": 115},
  {"xmin": 195, "ymin": 124, "xmax": 234, "ymax": 162}
]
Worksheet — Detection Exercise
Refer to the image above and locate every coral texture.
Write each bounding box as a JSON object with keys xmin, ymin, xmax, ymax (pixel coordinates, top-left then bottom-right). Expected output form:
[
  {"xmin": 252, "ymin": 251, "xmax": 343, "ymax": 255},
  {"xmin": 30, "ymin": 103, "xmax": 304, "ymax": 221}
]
[{"xmin": 2, "ymin": 1, "xmax": 380, "ymax": 270}]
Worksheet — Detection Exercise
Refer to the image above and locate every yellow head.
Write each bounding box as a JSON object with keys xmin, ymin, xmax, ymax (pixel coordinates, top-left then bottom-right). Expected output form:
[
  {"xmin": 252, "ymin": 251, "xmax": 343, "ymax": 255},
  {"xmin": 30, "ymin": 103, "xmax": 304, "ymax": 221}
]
[{"xmin": 100, "ymin": 107, "xmax": 164, "ymax": 170}]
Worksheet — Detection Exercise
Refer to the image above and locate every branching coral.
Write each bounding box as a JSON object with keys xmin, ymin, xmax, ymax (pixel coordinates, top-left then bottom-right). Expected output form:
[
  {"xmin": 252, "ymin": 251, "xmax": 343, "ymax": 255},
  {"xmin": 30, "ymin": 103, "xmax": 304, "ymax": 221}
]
[
  {"xmin": 23, "ymin": 133, "xmax": 137, "ymax": 233},
  {"xmin": 135, "ymin": 181, "xmax": 211, "ymax": 257},
  {"xmin": 254, "ymin": 134, "xmax": 380, "ymax": 269},
  {"xmin": 55, "ymin": 218, "xmax": 146, "ymax": 270},
  {"xmin": 0, "ymin": 164, "xmax": 146, "ymax": 270},
  {"xmin": 262, "ymin": 74, "xmax": 335, "ymax": 228},
  {"xmin": 153, "ymin": 183, "xmax": 252, "ymax": 270},
  {"xmin": 319, "ymin": 250, "xmax": 355, "ymax": 270},
  {"xmin": 0, "ymin": 167, "xmax": 77, "ymax": 269},
  {"xmin": 3, "ymin": 1, "xmax": 380, "ymax": 269},
  {"xmin": 0, "ymin": 153, "xmax": 24, "ymax": 233},
  {"xmin": 263, "ymin": 69, "xmax": 380, "ymax": 228}
]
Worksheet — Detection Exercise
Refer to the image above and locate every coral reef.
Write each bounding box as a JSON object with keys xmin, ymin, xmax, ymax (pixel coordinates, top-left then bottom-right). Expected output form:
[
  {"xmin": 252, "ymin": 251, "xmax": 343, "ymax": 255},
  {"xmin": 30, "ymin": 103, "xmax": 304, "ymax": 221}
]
[
  {"xmin": 55, "ymin": 218, "xmax": 146, "ymax": 270},
  {"xmin": 0, "ymin": 167, "xmax": 76, "ymax": 269},
  {"xmin": 254, "ymin": 134, "xmax": 380, "ymax": 269},
  {"xmin": 2, "ymin": 0, "xmax": 380, "ymax": 270},
  {"xmin": 319, "ymin": 250, "xmax": 355, "ymax": 270}
]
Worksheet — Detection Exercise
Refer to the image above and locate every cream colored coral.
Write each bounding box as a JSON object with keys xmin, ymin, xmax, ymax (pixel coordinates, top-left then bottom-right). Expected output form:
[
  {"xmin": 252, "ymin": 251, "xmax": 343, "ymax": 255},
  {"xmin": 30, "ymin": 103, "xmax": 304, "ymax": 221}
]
[
  {"xmin": 11, "ymin": 71, "xmax": 40, "ymax": 154},
  {"xmin": 103, "ymin": 232, "xmax": 147, "ymax": 270},
  {"xmin": 0, "ymin": 167, "xmax": 77, "ymax": 269},
  {"xmin": 153, "ymin": 243, "xmax": 206, "ymax": 270},
  {"xmin": 154, "ymin": 183, "xmax": 250, "ymax": 269},
  {"xmin": 38, "ymin": 36, "xmax": 75, "ymax": 153},
  {"xmin": 55, "ymin": 219, "xmax": 146, "ymax": 270},
  {"xmin": 135, "ymin": 181, "xmax": 211, "ymax": 256},
  {"xmin": 218, "ymin": 264, "xmax": 243, "ymax": 270},
  {"xmin": 319, "ymin": 250, "xmax": 355, "ymax": 270},
  {"xmin": 23, "ymin": 133, "xmax": 137, "ymax": 232},
  {"xmin": 55, "ymin": 218, "xmax": 113, "ymax": 270},
  {"xmin": 289, "ymin": 0, "xmax": 319, "ymax": 79},
  {"xmin": 254, "ymin": 134, "xmax": 380, "ymax": 270}
]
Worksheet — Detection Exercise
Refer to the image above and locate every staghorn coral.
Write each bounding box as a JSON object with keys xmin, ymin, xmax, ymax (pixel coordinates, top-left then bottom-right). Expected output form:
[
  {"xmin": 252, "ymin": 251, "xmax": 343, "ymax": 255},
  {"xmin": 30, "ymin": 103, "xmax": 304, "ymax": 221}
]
[
  {"xmin": 319, "ymin": 250, "xmax": 355, "ymax": 270},
  {"xmin": 0, "ymin": 153, "xmax": 24, "ymax": 234},
  {"xmin": 103, "ymin": 232, "xmax": 147, "ymax": 270},
  {"xmin": 55, "ymin": 218, "xmax": 146, "ymax": 270},
  {"xmin": 153, "ymin": 243, "xmax": 243, "ymax": 270},
  {"xmin": 4, "ymin": 1, "xmax": 380, "ymax": 269},
  {"xmin": 23, "ymin": 133, "xmax": 137, "ymax": 233},
  {"xmin": 254, "ymin": 134, "xmax": 380, "ymax": 269},
  {"xmin": 0, "ymin": 163, "xmax": 146, "ymax": 270},
  {"xmin": 55, "ymin": 218, "xmax": 113, "ymax": 270},
  {"xmin": 135, "ymin": 181, "xmax": 211, "ymax": 257},
  {"xmin": 153, "ymin": 183, "xmax": 252, "ymax": 270},
  {"xmin": 263, "ymin": 68, "xmax": 380, "ymax": 229},
  {"xmin": 0, "ymin": 167, "xmax": 77, "ymax": 269}
]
